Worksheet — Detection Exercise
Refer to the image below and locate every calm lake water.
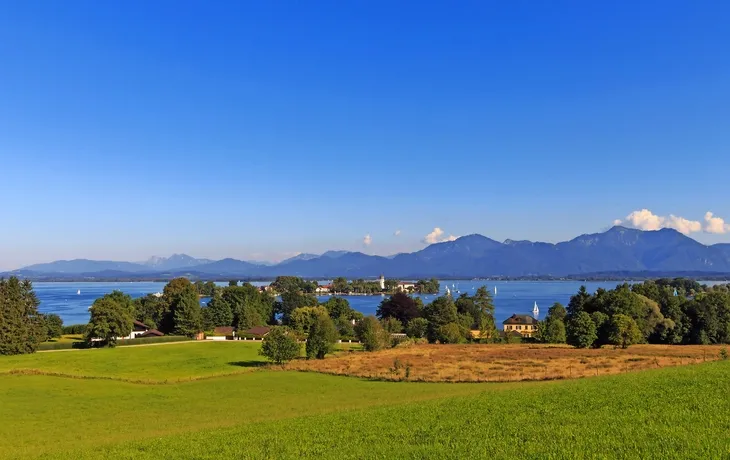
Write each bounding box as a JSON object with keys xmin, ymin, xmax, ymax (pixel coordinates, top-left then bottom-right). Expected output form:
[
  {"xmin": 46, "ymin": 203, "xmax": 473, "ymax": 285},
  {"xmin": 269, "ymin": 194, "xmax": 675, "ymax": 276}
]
[{"xmin": 33, "ymin": 280, "xmax": 643, "ymax": 325}]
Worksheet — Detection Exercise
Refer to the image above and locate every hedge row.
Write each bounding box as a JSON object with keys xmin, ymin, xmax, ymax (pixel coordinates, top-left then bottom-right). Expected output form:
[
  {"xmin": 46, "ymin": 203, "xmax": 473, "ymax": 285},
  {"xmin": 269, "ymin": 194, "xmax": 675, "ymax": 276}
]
[
  {"xmin": 114, "ymin": 336, "xmax": 192, "ymax": 346},
  {"xmin": 37, "ymin": 335, "xmax": 192, "ymax": 351}
]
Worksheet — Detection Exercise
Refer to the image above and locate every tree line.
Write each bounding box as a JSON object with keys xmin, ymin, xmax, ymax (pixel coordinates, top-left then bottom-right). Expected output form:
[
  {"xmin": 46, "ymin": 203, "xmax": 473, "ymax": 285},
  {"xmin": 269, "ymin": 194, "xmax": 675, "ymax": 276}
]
[{"xmin": 536, "ymin": 278, "xmax": 730, "ymax": 348}]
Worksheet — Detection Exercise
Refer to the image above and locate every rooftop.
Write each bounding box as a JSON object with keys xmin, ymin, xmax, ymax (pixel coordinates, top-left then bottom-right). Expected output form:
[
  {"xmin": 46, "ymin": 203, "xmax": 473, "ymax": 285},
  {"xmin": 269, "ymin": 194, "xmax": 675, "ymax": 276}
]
[{"xmin": 502, "ymin": 314, "xmax": 537, "ymax": 325}]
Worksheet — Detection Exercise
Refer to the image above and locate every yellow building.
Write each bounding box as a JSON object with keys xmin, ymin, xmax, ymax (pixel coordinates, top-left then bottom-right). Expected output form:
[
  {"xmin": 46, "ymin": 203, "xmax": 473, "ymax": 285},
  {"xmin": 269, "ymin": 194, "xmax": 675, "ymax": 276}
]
[{"xmin": 502, "ymin": 314, "xmax": 538, "ymax": 338}]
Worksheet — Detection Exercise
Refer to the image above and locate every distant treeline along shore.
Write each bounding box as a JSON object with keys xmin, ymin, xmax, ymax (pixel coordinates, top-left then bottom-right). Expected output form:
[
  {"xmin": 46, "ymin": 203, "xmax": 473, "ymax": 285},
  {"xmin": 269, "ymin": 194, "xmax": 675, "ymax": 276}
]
[{"xmin": 2, "ymin": 275, "xmax": 730, "ymax": 359}]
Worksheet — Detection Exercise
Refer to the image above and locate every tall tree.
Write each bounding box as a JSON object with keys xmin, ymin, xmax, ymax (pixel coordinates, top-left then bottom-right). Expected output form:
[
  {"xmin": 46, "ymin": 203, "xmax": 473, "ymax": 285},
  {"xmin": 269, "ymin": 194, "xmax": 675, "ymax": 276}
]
[
  {"xmin": 609, "ymin": 314, "xmax": 643, "ymax": 349},
  {"xmin": 86, "ymin": 293, "xmax": 134, "ymax": 347},
  {"xmin": 205, "ymin": 292, "xmax": 233, "ymax": 328},
  {"xmin": 423, "ymin": 296, "xmax": 459, "ymax": 343},
  {"xmin": 173, "ymin": 293, "xmax": 203, "ymax": 337},
  {"xmin": 567, "ymin": 286, "xmax": 591, "ymax": 319},
  {"xmin": 355, "ymin": 316, "xmax": 390, "ymax": 351},
  {"xmin": 42, "ymin": 313, "xmax": 64, "ymax": 341},
  {"xmin": 376, "ymin": 293, "xmax": 421, "ymax": 325},
  {"xmin": 566, "ymin": 311, "xmax": 597, "ymax": 349},
  {"xmin": 332, "ymin": 277, "xmax": 349, "ymax": 293},
  {"xmin": 306, "ymin": 312, "xmax": 338, "ymax": 359},
  {"xmin": 0, "ymin": 277, "xmax": 44, "ymax": 355}
]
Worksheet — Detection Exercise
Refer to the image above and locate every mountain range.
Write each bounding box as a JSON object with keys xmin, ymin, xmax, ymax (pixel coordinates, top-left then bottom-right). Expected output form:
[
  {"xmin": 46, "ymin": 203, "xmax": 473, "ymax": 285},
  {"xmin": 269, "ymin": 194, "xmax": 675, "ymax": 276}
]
[{"xmin": 7, "ymin": 226, "xmax": 730, "ymax": 280}]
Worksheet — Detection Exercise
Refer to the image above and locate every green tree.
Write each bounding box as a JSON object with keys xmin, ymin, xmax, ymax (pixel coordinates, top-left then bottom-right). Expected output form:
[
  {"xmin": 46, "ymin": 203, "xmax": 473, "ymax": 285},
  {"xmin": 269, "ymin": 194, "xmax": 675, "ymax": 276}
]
[
  {"xmin": 567, "ymin": 285, "xmax": 591, "ymax": 319},
  {"xmin": 0, "ymin": 277, "xmax": 44, "ymax": 355},
  {"xmin": 205, "ymin": 291, "xmax": 233, "ymax": 327},
  {"xmin": 42, "ymin": 313, "xmax": 64, "ymax": 340},
  {"xmin": 86, "ymin": 293, "xmax": 134, "ymax": 347},
  {"xmin": 423, "ymin": 296, "xmax": 459, "ymax": 343},
  {"xmin": 541, "ymin": 318, "xmax": 566, "ymax": 344},
  {"xmin": 381, "ymin": 317, "xmax": 403, "ymax": 333},
  {"xmin": 405, "ymin": 317, "xmax": 429, "ymax": 338},
  {"xmin": 306, "ymin": 312, "xmax": 338, "ymax": 359},
  {"xmin": 335, "ymin": 316, "xmax": 355, "ymax": 339},
  {"xmin": 537, "ymin": 303, "xmax": 567, "ymax": 344},
  {"xmin": 332, "ymin": 277, "xmax": 349, "ymax": 293},
  {"xmin": 228, "ymin": 280, "xmax": 238, "ymax": 287},
  {"xmin": 259, "ymin": 327, "xmax": 300, "ymax": 365},
  {"xmin": 289, "ymin": 306, "xmax": 328, "ymax": 336},
  {"xmin": 377, "ymin": 293, "xmax": 421, "ymax": 325},
  {"xmin": 320, "ymin": 296, "xmax": 353, "ymax": 320},
  {"xmin": 437, "ymin": 322, "xmax": 464, "ymax": 344},
  {"xmin": 173, "ymin": 293, "xmax": 203, "ymax": 337},
  {"xmin": 591, "ymin": 311, "xmax": 611, "ymax": 347},
  {"xmin": 609, "ymin": 314, "xmax": 643, "ymax": 349},
  {"xmin": 355, "ymin": 316, "xmax": 390, "ymax": 351},
  {"xmin": 566, "ymin": 311, "xmax": 597, "ymax": 349},
  {"xmin": 280, "ymin": 291, "xmax": 318, "ymax": 324},
  {"xmin": 133, "ymin": 294, "xmax": 167, "ymax": 330}
]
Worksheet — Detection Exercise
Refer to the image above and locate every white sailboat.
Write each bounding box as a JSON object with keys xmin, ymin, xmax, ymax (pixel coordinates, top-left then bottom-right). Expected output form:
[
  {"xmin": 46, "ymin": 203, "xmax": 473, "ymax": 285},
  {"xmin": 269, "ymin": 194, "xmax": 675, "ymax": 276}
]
[
  {"xmin": 77, "ymin": 290, "xmax": 81, "ymax": 295},
  {"xmin": 532, "ymin": 301, "xmax": 539, "ymax": 317},
  {"xmin": 445, "ymin": 286, "xmax": 451, "ymax": 297},
  {"xmin": 494, "ymin": 286, "xmax": 497, "ymax": 295}
]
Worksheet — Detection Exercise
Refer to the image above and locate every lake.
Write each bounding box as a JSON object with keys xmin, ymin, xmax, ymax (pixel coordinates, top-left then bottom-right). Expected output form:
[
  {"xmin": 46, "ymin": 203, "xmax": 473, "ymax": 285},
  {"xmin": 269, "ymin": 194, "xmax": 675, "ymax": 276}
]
[{"xmin": 32, "ymin": 280, "xmax": 644, "ymax": 326}]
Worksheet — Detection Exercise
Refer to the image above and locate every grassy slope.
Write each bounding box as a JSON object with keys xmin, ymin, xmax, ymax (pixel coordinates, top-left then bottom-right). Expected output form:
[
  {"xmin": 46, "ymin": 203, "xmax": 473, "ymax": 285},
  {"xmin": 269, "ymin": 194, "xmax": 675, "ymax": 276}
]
[
  {"xmin": 2, "ymin": 343, "xmax": 729, "ymax": 459},
  {"xmin": 64, "ymin": 361, "xmax": 730, "ymax": 460},
  {"xmin": 0, "ymin": 345, "xmax": 491, "ymax": 458},
  {"xmin": 0, "ymin": 342, "xmax": 266, "ymax": 382}
]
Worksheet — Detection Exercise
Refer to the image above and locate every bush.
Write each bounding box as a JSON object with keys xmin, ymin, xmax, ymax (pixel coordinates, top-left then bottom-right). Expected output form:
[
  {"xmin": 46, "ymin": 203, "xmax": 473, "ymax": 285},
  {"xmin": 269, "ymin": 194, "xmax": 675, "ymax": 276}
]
[
  {"xmin": 381, "ymin": 317, "xmax": 403, "ymax": 333},
  {"xmin": 260, "ymin": 327, "xmax": 301, "ymax": 365},
  {"xmin": 721, "ymin": 348, "xmax": 728, "ymax": 361}
]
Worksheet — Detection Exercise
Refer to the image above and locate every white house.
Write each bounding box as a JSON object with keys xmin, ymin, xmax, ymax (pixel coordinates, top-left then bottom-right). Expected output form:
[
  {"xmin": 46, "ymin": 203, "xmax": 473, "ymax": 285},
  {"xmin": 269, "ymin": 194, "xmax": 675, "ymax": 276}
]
[
  {"xmin": 397, "ymin": 281, "xmax": 416, "ymax": 292},
  {"xmin": 118, "ymin": 320, "xmax": 152, "ymax": 340},
  {"xmin": 316, "ymin": 284, "xmax": 332, "ymax": 294}
]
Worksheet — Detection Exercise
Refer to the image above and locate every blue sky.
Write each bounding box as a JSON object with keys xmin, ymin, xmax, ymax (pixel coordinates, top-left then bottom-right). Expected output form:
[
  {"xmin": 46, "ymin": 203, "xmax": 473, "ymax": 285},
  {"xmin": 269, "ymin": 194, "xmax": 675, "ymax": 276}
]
[{"xmin": 1, "ymin": 1, "xmax": 730, "ymax": 269}]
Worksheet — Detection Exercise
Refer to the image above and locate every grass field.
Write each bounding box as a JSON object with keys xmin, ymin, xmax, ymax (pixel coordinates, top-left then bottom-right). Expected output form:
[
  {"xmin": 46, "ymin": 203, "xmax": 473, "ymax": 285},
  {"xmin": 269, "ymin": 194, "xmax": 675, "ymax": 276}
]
[
  {"xmin": 1, "ymin": 342, "xmax": 729, "ymax": 459},
  {"xmin": 288, "ymin": 343, "xmax": 729, "ymax": 382}
]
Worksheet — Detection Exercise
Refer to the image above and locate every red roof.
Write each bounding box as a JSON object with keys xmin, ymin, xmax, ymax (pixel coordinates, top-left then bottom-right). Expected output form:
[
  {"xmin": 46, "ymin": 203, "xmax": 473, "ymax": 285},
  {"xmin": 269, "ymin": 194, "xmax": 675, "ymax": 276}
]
[
  {"xmin": 214, "ymin": 326, "xmax": 235, "ymax": 335},
  {"xmin": 138, "ymin": 329, "xmax": 164, "ymax": 337},
  {"xmin": 133, "ymin": 320, "xmax": 150, "ymax": 330},
  {"xmin": 244, "ymin": 326, "xmax": 272, "ymax": 336}
]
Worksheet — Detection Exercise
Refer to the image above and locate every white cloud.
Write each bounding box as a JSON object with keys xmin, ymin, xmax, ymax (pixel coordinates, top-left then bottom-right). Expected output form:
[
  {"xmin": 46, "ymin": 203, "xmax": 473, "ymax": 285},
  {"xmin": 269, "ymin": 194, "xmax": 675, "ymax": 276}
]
[
  {"xmin": 423, "ymin": 227, "xmax": 458, "ymax": 244},
  {"xmin": 665, "ymin": 214, "xmax": 702, "ymax": 235},
  {"xmin": 614, "ymin": 209, "xmax": 730, "ymax": 235},
  {"xmin": 704, "ymin": 212, "xmax": 730, "ymax": 234},
  {"xmin": 363, "ymin": 234, "xmax": 372, "ymax": 246},
  {"xmin": 394, "ymin": 229, "xmax": 401, "ymax": 236}
]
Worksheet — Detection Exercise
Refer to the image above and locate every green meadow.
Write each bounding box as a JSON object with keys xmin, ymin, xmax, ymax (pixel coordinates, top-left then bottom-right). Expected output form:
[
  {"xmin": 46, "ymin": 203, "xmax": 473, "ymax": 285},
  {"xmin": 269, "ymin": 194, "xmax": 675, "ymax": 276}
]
[{"xmin": 1, "ymin": 342, "xmax": 729, "ymax": 459}]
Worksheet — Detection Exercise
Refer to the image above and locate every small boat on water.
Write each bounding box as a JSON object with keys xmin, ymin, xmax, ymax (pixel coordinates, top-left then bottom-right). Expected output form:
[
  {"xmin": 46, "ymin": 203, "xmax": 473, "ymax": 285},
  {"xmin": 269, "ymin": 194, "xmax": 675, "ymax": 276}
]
[
  {"xmin": 494, "ymin": 286, "xmax": 498, "ymax": 295},
  {"xmin": 533, "ymin": 301, "xmax": 539, "ymax": 317},
  {"xmin": 77, "ymin": 290, "xmax": 81, "ymax": 295}
]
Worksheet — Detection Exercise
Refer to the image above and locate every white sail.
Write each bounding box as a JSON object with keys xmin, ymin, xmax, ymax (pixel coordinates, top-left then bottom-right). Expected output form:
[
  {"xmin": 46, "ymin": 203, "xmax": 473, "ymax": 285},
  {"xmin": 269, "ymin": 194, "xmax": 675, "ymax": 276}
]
[
  {"xmin": 494, "ymin": 286, "xmax": 497, "ymax": 295},
  {"xmin": 532, "ymin": 301, "xmax": 539, "ymax": 317},
  {"xmin": 77, "ymin": 290, "xmax": 81, "ymax": 295}
]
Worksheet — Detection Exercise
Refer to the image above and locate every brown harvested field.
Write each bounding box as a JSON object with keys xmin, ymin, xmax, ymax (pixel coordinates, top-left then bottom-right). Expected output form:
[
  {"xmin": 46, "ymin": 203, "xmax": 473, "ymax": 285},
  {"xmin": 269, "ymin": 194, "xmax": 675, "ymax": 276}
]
[{"xmin": 285, "ymin": 343, "xmax": 728, "ymax": 382}]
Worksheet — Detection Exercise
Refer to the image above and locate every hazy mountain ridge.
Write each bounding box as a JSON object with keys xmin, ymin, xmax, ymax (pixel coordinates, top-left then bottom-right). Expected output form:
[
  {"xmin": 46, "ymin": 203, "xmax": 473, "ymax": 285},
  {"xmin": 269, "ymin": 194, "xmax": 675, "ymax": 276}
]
[{"xmin": 12, "ymin": 227, "xmax": 730, "ymax": 278}]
